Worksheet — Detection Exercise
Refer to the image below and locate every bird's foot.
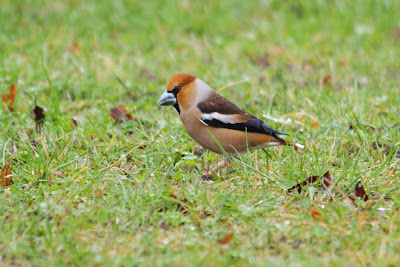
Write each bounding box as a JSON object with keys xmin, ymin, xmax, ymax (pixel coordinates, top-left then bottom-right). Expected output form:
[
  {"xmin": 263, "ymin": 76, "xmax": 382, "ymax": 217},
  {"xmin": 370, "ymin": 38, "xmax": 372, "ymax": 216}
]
[
  {"xmin": 202, "ymin": 157, "xmax": 230, "ymax": 180},
  {"xmin": 201, "ymin": 171, "xmax": 214, "ymax": 181}
]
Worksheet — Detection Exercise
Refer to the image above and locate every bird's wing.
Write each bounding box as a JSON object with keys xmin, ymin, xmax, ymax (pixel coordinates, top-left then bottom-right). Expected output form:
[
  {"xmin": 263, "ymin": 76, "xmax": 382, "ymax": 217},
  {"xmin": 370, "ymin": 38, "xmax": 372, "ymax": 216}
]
[{"xmin": 197, "ymin": 93, "xmax": 287, "ymax": 137}]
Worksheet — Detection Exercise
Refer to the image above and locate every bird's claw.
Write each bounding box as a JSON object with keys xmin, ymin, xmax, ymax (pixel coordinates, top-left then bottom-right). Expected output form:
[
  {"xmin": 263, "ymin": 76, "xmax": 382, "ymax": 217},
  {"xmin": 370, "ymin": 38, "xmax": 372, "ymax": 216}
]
[{"xmin": 201, "ymin": 171, "xmax": 214, "ymax": 181}]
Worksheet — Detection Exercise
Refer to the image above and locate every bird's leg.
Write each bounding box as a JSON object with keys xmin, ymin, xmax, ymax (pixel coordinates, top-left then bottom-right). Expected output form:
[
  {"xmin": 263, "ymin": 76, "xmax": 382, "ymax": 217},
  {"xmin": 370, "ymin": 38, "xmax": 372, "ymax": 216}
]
[
  {"xmin": 202, "ymin": 155, "xmax": 229, "ymax": 180},
  {"xmin": 211, "ymin": 159, "xmax": 228, "ymax": 172},
  {"xmin": 225, "ymin": 161, "xmax": 231, "ymax": 170}
]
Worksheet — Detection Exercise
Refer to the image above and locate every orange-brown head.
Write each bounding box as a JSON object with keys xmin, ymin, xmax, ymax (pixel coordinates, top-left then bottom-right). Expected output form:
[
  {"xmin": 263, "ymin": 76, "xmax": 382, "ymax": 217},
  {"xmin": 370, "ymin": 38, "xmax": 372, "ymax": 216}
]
[
  {"xmin": 166, "ymin": 73, "xmax": 196, "ymax": 91},
  {"xmin": 158, "ymin": 73, "xmax": 203, "ymax": 113}
]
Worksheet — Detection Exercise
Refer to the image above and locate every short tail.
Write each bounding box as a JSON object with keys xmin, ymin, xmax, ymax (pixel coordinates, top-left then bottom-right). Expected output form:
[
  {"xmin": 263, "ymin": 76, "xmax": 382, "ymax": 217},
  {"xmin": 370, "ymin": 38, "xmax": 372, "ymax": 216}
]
[
  {"xmin": 286, "ymin": 141, "xmax": 305, "ymax": 149},
  {"xmin": 275, "ymin": 136, "xmax": 304, "ymax": 149}
]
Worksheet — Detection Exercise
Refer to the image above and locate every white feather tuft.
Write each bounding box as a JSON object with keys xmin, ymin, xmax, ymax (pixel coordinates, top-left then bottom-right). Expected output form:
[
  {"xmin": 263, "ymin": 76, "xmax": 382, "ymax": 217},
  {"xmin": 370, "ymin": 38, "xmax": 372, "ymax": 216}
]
[{"xmin": 293, "ymin": 143, "xmax": 305, "ymax": 149}]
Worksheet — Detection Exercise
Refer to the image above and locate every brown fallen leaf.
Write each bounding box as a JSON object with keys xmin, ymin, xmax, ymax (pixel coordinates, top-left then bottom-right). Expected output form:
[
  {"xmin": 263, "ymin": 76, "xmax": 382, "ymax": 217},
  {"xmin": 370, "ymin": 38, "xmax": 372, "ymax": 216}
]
[
  {"xmin": 1, "ymin": 84, "xmax": 17, "ymax": 111},
  {"xmin": 288, "ymin": 171, "xmax": 332, "ymax": 194},
  {"xmin": 71, "ymin": 118, "xmax": 78, "ymax": 128},
  {"xmin": 321, "ymin": 172, "xmax": 333, "ymax": 187},
  {"xmin": 140, "ymin": 68, "xmax": 156, "ymax": 80},
  {"xmin": 30, "ymin": 105, "xmax": 45, "ymax": 133},
  {"xmin": 310, "ymin": 207, "xmax": 321, "ymax": 218},
  {"xmin": 160, "ymin": 222, "xmax": 170, "ymax": 231},
  {"xmin": 354, "ymin": 181, "xmax": 369, "ymax": 201},
  {"xmin": 311, "ymin": 121, "xmax": 319, "ymax": 130},
  {"xmin": 322, "ymin": 74, "xmax": 332, "ymax": 85},
  {"xmin": 248, "ymin": 53, "xmax": 270, "ymax": 69},
  {"xmin": 394, "ymin": 27, "xmax": 400, "ymax": 39},
  {"xmin": 289, "ymin": 171, "xmax": 371, "ymax": 203},
  {"xmin": 30, "ymin": 140, "xmax": 37, "ymax": 149},
  {"xmin": 218, "ymin": 233, "xmax": 234, "ymax": 245},
  {"xmin": 198, "ymin": 208, "xmax": 212, "ymax": 219},
  {"xmin": 110, "ymin": 105, "xmax": 133, "ymax": 122},
  {"xmin": 70, "ymin": 41, "xmax": 79, "ymax": 54},
  {"xmin": 159, "ymin": 194, "xmax": 189, "ymax": 213},
  {"xmin": 169, "ymin": 194, "xmax": 188, "ymax": 213},
  {"xmin": 51, "ymin": 170, "xmax": 66, "ymax": 178},
  {"xmin": 0, "ymin": 161, "xmax": 13, "ymax": 187},
  {"xmin": 267, "ymin": 44, "xmax": 287, "ymax": 58}
]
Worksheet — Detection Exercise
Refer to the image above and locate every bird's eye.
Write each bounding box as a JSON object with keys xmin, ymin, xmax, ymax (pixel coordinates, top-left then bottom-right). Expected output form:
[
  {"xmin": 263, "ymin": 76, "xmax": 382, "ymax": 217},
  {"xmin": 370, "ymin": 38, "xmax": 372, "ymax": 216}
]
[{"xmin": 172, "ymin": 86, "xmax": 182, "ymax": 94}]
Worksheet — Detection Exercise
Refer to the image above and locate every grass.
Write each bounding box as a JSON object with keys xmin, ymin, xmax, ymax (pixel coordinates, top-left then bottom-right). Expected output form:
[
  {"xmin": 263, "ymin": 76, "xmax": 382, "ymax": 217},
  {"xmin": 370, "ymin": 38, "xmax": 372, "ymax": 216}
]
[{"xmin": 1, "ymin": 0, "xmax": 400, "ymax": 265}]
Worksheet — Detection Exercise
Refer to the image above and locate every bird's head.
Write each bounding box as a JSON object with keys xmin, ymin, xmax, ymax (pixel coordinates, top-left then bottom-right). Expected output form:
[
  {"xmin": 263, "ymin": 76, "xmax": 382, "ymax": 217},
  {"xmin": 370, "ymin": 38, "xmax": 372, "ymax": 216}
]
[{"xmin": 157, "ymin": 73, "xmax": 199, "ymax": 113}]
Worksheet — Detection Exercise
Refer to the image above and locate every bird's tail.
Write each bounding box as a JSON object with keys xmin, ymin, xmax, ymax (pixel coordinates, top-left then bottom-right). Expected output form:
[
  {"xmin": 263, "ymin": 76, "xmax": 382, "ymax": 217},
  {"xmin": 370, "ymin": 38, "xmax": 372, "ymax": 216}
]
[{"xmin": 286, "ymin": 141, "xmax": 305, "ymax": 149}]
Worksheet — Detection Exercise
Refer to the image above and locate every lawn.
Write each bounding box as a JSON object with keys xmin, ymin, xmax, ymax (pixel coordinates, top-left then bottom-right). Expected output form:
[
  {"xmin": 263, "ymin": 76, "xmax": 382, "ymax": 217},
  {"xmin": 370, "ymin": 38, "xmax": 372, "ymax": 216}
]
[{"xmin": 1, "ymin": 0, "xmax": 400, "ymax": 265}]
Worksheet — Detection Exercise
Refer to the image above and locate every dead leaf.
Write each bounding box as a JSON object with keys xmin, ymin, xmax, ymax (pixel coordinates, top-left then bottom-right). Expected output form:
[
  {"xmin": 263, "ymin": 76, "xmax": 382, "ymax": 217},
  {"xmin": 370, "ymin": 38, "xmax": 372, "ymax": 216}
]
[
  {"xmin": 289, "ymin": 171, "xmax": 370, "ymax": 203},
  {"xmin": 249, "ymin": 53, "xmax": 270, "ymax": 69},
  {"xmin": 321, "ymin": 172, "xmax": 333, "ymax": 187},
  {"xmin": 288, "ymin": 171, "xmax": 332, "ymax": 194},
  {"xmin": 70, "ymin": 41, "xmax": 79, "ymax": 53},
  {"xmin": 110, "ymin": 105, "xmax": 133, "ymax": 122},
  {"xmin": 51, "ymin": 170, "xmax": 66, "ymax": 178},
  {"xmin": 354, "ymin": 181, "xmax": 369, "ymax": 201},
  {"xmin": 311, "ymin": 121, "xmax": 319, "ymax": 130},
  {"xmin": 199, "ymin": 208, "xmax": 212, "ymax": 219},
  {"xmin": 0, "ymin": 161, "xmax": 13, "ymax": 187},
  {"xmin": 140, "ymin": 69, "xmax": 156, "ymax": 80},
  {"xmin": 30, "ymin": 140, "xmax": 37, "ymax": 149},
  {"xmin": 71, "ymin": 119, "xmax": 78, "ymax": 128},
  {"xmin": 1, "ymin": 84, "xmax": 17, "ymax": 111},
  {"xmin": 310, "ymin": 207, "xmax": 321, "ymax": 218},
  {"xmin": 159, "ymin": 194, "xmax": 189, "ymax": 213},
  {"xmin": 218, "ymin": 233, "xmax": 234, "ymax": 244},
  {"xmin": 322, "ymin": 74, "xmax": 332, "ymax": 85},
  {"xmin": 267, "ymin": 44, "xmax": 287, "ymax": 58},
  {"xmin": 160, "ymin": 222, "xmax": 170, "ymax": 231},
  {"xmin": 30, "ymin": 105, "xmax": 45, "ymax": 133},
  {"xmin": 394, "ymin": 27, "xmax": 400, "ymax": 39},
  {"xmin": 169, "ymin": 194, "xmax": 188, "ymax": 213}
]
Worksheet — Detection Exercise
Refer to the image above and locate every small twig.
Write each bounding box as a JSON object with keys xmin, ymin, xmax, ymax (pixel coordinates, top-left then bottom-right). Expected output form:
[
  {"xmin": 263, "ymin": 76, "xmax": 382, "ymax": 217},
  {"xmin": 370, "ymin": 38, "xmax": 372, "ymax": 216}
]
[
  {"xmin": 98, "ymin": 144, "xmax": 143, "ymax": 173},
  {"xmin": 216, "ymin": 80, "xmax": 249, "ymax": 93},
  {"xmin": 107, "ymin": 134, "xmax": 115, "ymax": 151},
  {"xmin": 50, "ymin": 138, "xmax": 73, "ymax": 169},
  {"xmin": 112, "ymin": 70, "xmax": 129, "ymax": 91},
  {"xmin": 54, "ymin": 132, "xmax": 72, "ymax": 143},
  {"xmin": 39, "ymin": 137, "xmax": 49, "ymax": 158}
]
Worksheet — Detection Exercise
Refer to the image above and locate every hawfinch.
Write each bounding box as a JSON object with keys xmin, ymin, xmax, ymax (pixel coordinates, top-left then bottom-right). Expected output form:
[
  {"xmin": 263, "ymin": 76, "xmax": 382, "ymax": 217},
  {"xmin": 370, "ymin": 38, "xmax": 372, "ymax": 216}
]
[{"xmin": 158, "ymin": 73, "xmax": 303, "ymax": 178}]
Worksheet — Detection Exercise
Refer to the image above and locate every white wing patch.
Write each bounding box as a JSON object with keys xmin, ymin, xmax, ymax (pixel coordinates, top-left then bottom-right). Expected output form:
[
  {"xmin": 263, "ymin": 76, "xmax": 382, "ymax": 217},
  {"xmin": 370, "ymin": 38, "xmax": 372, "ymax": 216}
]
[
  {"xmin": 201, "ymin": 112, "xmax": 238, "ymax": 124},
  {"xmin": 201, "ymin": 112, "xmax": 237, "ymax": 124}
]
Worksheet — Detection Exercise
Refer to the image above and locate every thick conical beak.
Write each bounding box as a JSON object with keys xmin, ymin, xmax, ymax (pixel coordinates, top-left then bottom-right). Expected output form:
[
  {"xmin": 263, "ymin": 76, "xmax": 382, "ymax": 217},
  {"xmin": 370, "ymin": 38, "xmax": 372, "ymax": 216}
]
[{"xmin": 157, "ymin": 90, "xmax": 177, "ymax": 106}]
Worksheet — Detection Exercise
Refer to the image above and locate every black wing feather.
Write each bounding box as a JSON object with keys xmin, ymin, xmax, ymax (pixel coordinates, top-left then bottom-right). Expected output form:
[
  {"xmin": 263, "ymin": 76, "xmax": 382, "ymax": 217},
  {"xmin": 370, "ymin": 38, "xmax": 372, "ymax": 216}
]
[
  {"xmin": 198, "ymin": 93, "xmax": 287, "ymax": 138},
  {"xmin": 201, "ymin": 116, "xmax": 288, "ymax": 138}
]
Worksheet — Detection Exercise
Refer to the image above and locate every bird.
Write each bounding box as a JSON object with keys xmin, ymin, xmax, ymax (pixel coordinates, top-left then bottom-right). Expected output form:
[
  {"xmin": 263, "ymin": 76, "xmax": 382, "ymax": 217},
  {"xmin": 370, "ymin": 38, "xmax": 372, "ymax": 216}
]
[{"xmin": 157, "ymin": 73, "xmax": 303, "ymax": 178}]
